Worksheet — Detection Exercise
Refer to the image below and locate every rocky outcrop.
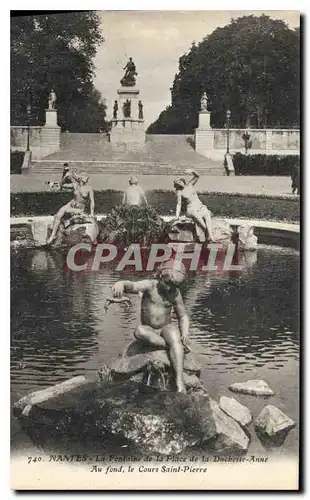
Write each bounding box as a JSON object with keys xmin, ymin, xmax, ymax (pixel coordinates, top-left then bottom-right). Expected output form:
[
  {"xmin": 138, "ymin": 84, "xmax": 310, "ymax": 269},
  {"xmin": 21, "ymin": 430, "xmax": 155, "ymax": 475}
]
[
  {"xmin": 207, "ymin": 399, "xmax": 250, "ymax": 454},
  {"xmin": 15, "ymin": 378, "xmax": 219, "ymax": 456},
  {"xmin": 31, "ymin": 219, "xmax": 51, "ymax": 247},
  {"xmin": 168, "ymin": 217, "xmax": 233, "ymax": 246},
  {"xmin": 254, "ymin": 405, "xmax": 295, "ymax": 446},
  {"xmin": 97, "ymin": 383, "xmax": 216, "ymax": 455},
  {"xmin": 13, "ymin": 375, "xmax": 88, "ymax": 418},
  {"xmin": 212, "ymin": 218, "xmax": 234, "ymax": 244},
  {"xmin": 11, "ymin": 215, "xmax": 99, "ymax": 249},
  {"xmin": 14, "ymin": 377, "xmax": 254, "ymax": 456},
  {"xmin": 219, "ymin": 396, "xmax": 252, "ymax": 427},
  {"xmin": 238, "ymin": 224, "xmax": 258, "ymax": 251},
  {"xmin": 48, "ymin": 214, "xmax": 99, "ymax": 248},
  {"xmin": 11, "ymin": 222, "xmax": 35, "ymax": 249},
  {"xmin": 229, "ymin": 380, "xmax": 274, "ymax": 397}
]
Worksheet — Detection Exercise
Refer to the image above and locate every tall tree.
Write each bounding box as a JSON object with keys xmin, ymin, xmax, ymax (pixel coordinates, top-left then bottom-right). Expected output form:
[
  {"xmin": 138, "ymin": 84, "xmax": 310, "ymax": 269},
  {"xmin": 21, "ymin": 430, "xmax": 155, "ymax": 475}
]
[
  {"xmin": 11, "ymin": 12, "xmax": 107, "ymax": 132},
  {"xmin": 147, "ymin": 15, "xmax": 300, "ymax": 133}
]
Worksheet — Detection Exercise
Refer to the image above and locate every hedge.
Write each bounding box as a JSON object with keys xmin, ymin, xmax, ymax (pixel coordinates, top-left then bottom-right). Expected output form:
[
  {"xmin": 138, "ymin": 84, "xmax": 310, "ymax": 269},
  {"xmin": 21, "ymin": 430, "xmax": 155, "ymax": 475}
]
[
  {"xmin": 11, "ymin": 151, "xmax": 24, "ymax": 174},
  {"xmin": 11, "ymin": 189, "xmax": 300, "ymax": 223},
  {"xmin": 233, "ymin": 153, "xmax": 300, "ymax": 176}
]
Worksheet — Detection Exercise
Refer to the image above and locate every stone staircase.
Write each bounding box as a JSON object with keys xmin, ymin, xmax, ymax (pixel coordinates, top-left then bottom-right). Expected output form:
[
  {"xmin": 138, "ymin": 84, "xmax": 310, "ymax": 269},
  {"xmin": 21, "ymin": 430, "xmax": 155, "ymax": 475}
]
[{"xmin": 28, "ymin": 133, "xmax": 225, "ymax": 176}]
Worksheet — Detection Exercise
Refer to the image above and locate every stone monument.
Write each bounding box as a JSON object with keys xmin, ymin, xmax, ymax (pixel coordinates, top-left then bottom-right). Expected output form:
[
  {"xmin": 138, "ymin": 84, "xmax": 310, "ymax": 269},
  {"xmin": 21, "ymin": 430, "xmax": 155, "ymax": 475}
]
[
  {"xmin": 195, "ymin": 91, "xmax": 214, "ymax": 156},
  {"xmin": 45, "ymin": 89, "xmax": 59, "ymax": 127},
  {"xmin": 198, "ymin": 91, "xmax": 211, "ymax": 129},
  {"xmin": 110, "ymin": 58, "xmax": 145, "ymax": 146},
  {"xmin": 41, "ymin": 88, "xmax": 61, "ymax": 155}
]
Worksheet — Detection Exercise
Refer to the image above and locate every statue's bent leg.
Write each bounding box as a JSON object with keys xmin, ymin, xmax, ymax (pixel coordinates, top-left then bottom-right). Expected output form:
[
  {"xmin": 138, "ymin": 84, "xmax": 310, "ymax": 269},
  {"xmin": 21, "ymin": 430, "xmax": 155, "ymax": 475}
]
[
  {"xmin": 189, "ymin": 212, "xmax": 207, "ymax": 243},
  {"xmin": 188, "ymin": 205, "xmax": 213, "ymax": 242},
  {"xmin": 161, "ymin": 324, "xmax": 186, "ymax": 393},
  {"xmin": 47, "ymin": 206, "xmax": 67, "ymax": 244},
  {"xmin": 47, "ymin": 204, "xmax": 83, "ymax": 244},
  {"xmin": 202, "ymin": 207, "xmax": 214, "ymax": 241},
  {"xmin": 134, "ymin": 325, "xmax": 166, "ymax": 349}
]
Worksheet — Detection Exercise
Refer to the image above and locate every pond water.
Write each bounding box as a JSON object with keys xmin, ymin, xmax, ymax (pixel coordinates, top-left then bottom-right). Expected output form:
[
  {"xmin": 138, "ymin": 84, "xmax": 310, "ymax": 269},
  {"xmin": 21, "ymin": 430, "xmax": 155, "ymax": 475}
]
[{"xmin": 11, "ymin": 245, "xmax": 299, "ymax": 457}]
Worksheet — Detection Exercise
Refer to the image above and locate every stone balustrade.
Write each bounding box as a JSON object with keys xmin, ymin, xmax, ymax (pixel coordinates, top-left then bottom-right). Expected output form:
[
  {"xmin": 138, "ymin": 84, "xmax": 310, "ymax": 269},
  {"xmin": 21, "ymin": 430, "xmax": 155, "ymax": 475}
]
[{"xmin": 195, "ymin": 124, "xmax": 300, "ymax": 159}]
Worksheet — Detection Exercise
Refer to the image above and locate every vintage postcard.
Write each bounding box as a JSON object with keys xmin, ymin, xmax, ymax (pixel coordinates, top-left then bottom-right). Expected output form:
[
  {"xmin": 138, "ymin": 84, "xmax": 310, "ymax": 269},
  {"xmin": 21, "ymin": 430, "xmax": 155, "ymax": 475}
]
[{"xmin": 10, "ymin": 10, "xmax": 300, "ymax": 490}]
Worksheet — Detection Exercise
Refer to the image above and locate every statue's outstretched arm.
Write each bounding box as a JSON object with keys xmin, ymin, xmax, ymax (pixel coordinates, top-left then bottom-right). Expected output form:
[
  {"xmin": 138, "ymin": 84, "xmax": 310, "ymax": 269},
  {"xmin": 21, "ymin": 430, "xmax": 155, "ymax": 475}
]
[
  {"xmin": 185, "ymin": 169, "xmax": 199, "ymax": 186},
  {"xmin": 89, "ymin": 188, "xmax": 95, "ymax": 216},
  {"xmin": 175, "ymin": 190, "xmax": 182, "ymax": 218},
  {"xmin": 112, "ymin": 279, "xmax": 154, "ymax": 297}
]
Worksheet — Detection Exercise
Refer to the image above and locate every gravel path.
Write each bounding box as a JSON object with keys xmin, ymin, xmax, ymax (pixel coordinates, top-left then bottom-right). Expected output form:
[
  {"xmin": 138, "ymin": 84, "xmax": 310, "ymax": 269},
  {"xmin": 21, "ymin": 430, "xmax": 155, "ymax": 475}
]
[{"xmin": 11, "ymin": 173, "xmax": 297, "ymax": 198}]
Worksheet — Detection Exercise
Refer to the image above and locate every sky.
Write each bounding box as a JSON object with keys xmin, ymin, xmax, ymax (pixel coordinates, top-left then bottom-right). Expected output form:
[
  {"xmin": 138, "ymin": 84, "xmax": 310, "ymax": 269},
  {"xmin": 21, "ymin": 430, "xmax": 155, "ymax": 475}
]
[{"xmin": 93, "ymin": 10, "xmax": 300, "ymax": 127}]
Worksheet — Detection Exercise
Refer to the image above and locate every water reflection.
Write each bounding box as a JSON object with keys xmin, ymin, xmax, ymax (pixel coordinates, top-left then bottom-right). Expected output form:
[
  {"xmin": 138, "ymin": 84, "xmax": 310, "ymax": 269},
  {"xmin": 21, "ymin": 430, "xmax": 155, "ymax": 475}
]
[
  {"xmin": 11, "ymin": 246, "xmax": 299, "ymax": 394},
  {"xmin": 11, "ymin": 246, "xmax": 300, "ymax": 455}
]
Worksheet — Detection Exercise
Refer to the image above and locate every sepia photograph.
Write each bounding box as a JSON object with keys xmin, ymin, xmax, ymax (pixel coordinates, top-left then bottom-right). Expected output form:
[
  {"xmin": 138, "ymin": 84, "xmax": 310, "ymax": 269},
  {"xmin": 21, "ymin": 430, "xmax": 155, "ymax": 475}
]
[{"xmin": 10, "ymin": 9, "xmax": 300, "ymax": 490}]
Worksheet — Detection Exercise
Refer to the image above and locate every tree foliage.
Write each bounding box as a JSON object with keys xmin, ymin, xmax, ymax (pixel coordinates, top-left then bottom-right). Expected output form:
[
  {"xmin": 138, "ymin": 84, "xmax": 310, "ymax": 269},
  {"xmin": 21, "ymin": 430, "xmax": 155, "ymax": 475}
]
[
  {"xmin": 11, "ymin": 12, "xmax": 107, "ymax": 132},
  {"xmin": 147, "ymin": 15, "xmax": 300, "ymax": 133}
]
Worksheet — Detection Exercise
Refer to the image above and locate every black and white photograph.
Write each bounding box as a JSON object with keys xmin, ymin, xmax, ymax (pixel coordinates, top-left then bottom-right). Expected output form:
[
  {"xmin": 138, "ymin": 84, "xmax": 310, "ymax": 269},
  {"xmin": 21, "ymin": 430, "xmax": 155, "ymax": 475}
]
[{"xmin": 10, "ymin": 10, "xmax": 300, "ymax": 490}]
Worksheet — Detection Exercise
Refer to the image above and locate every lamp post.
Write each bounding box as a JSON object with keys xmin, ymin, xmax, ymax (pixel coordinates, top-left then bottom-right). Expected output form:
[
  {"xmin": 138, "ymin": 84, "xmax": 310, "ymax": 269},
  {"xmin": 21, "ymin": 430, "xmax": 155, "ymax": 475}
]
[
  {"xmin": 26, "ymin": 103, "xmax": 31, "ymax": 152},
  {"xmin": 226, "ymin": 109, "xmax": 231, "ymax": 154}
]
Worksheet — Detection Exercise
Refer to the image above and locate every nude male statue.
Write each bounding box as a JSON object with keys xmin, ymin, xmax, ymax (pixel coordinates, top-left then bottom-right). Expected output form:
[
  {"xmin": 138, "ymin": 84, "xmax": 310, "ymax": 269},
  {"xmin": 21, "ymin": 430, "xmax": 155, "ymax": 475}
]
[
  {"xmin": 112, "ymin": 260, "xmax": 190, "ymax": 393},
  {"xmin": 122, "ymin": 176, "xmax": 148, "ymax": 207},
  {"xmin": 48, "ymin": 89, "xmax": 57, "ymax": 109}
]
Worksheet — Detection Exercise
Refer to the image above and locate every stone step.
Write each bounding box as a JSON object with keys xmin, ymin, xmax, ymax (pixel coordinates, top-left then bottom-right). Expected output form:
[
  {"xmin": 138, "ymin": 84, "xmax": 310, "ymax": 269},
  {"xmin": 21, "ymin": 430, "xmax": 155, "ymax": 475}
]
[
  {"xmin": 29, "ymin": 160, "xmax": 224, "ymax": 176},
  {"xmin": 42, "ymin": 133, "xmax": 223, "ymax": 166},
  {"xmin": 28, "ymin": 132, "xmax": 225, "ymax": 175}
]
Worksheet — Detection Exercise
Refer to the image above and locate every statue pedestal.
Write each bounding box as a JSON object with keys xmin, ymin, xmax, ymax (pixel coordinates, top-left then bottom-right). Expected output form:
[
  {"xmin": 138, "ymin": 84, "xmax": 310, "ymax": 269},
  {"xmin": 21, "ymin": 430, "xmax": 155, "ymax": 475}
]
[
  {"xmin": 44, "ymin": 109, "xmax": 59, "ymax": 128},
  {"xmin": 198, "ymin": 111, "xmax": 211, "ymax": 130},
  {"xmin": 110, "ymin": 87, "xmax": 145, "ymax": 146},
  {"xmin": 110, "ymin": 119, "xmax": 145, "ymax": 145},
  {"xmin": 195, "ymin": 110, "xmax": 214, "ymax": 156},
  {"xmin": 41, "ymin": 108, "xmax": 61, "ymax": 157}
]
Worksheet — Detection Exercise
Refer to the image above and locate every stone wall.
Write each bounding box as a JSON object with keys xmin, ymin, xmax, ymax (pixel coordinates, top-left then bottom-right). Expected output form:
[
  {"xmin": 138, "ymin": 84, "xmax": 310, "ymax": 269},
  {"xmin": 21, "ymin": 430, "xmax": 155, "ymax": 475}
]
[
  {"xmin": 213, "ymin": 129, "xmax": 300, "ymax": 151},
  {"xmin": 146, "ymin": 134, "xmax": 194, "ymax": 143},
  {"xmin": 10, "ymin": 125, "xmax": 61, "ymax": 160},
  {"xmin": 196, "ymin": 128, "xmax": 300, "ymax": 159},
  {"xmin": 11, "ymin": 127, "xmax": 42, "ymax": 149}
]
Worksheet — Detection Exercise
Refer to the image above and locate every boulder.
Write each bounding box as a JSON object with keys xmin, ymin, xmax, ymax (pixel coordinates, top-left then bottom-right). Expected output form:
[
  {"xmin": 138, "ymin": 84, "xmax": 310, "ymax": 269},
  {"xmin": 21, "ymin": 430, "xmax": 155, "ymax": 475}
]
[
  {"xmin": 168, "ymin": 218, "xmax": 196, "ymax": 243},
  {"xmin": 168, "ymin": 217, "xmax": 233, "ymax": 246},
  {"xmin": 17, "ymin": 379, "xmax": 218, "ymax": 456},
  {"xmin": 254, "ymin": 405, "xmax": 295, "ymax": 442},
  {"xmin": 238, "ymin": 224, "xmax": 258, "ymax": 251},
  {"xmin": 101, "ymin": 385, "xmax": 216, "ymax": 455},
  {"xmin": 207, "ymin": 399, "xmax": 250, "ymax": 454},
  {"xmin": 31, "ymin": 219, "xmax": 51, "ymax": 247},
  {"xmin": 11, "ymin": 223, "xmax": 35, "ymax": 249},
  {"xmin": 229, "ymin": 379, "xmax": 274, "ymax": 397},
  {"xmin": 62, "ymin": 221, "xmax": 98, "ymax": 245},
  {"xmin": 219, "ymin": 396, "xmax": 252, "ymax": 427},
  {"xmin": 211, "ymin": 218, "xmax": 234, "ymax": 244},
  {"xmin": 49, "ymin": 215, "xmax": 99, "ymax": 248}
]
